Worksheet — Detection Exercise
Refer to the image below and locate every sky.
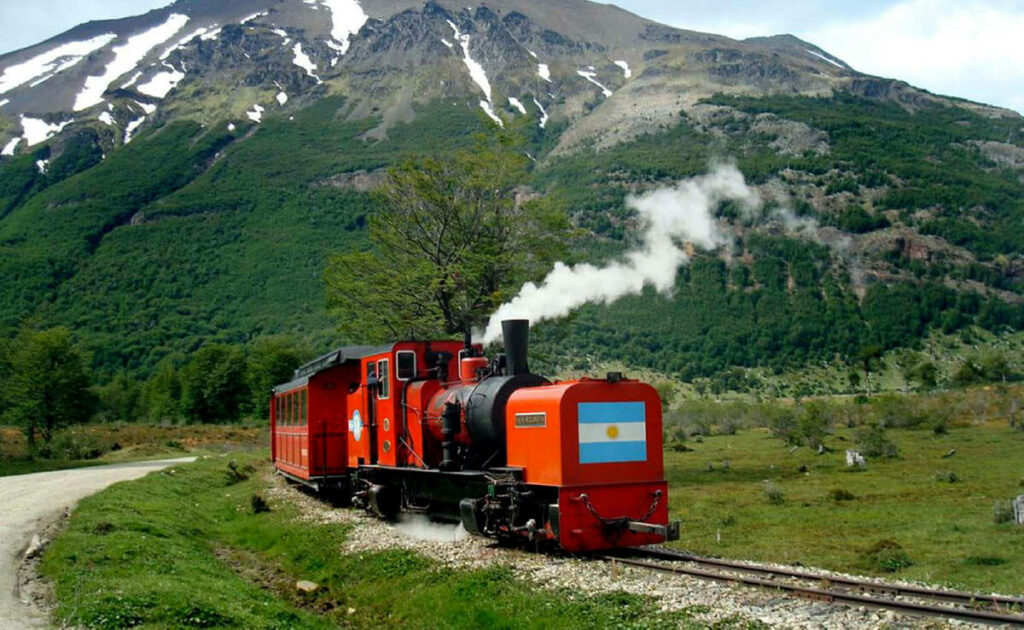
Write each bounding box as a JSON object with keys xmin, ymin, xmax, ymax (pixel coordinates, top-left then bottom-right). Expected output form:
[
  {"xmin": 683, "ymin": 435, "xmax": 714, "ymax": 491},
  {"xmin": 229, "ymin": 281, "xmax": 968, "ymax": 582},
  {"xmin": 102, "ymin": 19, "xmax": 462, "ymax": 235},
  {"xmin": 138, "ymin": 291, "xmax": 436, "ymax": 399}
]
[{"xmin": 0, "ymin": 0, "xmax": 1021, "ymax": 113}]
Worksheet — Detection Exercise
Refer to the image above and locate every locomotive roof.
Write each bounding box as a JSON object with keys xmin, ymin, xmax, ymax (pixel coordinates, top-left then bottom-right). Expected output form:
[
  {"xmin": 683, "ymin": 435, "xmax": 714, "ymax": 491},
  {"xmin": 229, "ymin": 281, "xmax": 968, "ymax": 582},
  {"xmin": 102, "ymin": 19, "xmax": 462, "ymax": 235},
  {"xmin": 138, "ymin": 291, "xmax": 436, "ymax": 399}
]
[{"xmin": 292, "ymin": 344, "xmax": 392, "ymax": 380}]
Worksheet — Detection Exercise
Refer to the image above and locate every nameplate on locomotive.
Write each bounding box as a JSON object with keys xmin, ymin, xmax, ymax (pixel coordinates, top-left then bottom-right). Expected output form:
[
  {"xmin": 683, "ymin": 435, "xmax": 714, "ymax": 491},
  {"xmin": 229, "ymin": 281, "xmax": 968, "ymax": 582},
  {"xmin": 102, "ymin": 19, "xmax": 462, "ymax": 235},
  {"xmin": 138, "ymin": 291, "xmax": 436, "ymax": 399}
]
[{"xmin": 515, "ymin": 412, "xmax": 547, "ymax": 428}]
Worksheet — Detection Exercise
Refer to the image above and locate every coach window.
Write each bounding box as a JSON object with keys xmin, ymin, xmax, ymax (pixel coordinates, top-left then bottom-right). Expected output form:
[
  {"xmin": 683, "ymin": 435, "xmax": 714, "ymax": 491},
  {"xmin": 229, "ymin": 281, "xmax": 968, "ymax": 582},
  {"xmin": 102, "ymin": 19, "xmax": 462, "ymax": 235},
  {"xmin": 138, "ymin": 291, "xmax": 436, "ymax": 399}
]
[
  {"xmin": 396, "ymin": 351, "xmax": 416, "ymax": 381},
  {"xmin": 300, "ymin": 390, "xmax": 307, "ymax": 427},
  {"xmin": 291, "ymin": 393, "xmax": 298, "ymax": 427},
  {"xmin": 376, "ymin": 359, "xmax": 390, "ymax": 399}
]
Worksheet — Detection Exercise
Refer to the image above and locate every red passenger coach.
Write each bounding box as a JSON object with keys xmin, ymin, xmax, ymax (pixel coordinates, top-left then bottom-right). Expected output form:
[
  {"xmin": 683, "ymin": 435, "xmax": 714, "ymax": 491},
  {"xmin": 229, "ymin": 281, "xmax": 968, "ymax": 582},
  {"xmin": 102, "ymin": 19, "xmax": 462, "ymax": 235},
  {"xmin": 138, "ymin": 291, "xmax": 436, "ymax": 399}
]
[{"xmin": 271, "ymin": 321, "xmax": 680, "ymax": 552}]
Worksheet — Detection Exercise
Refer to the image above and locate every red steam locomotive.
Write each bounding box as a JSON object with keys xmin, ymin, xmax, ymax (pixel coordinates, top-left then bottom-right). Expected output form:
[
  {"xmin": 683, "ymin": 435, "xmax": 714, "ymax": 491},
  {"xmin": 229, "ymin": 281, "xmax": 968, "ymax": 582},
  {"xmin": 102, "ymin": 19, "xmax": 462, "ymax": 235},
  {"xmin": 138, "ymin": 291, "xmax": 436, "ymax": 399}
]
[{"xmin": 270, "ymin": 320, "xmax": 679, "ymax": 552}]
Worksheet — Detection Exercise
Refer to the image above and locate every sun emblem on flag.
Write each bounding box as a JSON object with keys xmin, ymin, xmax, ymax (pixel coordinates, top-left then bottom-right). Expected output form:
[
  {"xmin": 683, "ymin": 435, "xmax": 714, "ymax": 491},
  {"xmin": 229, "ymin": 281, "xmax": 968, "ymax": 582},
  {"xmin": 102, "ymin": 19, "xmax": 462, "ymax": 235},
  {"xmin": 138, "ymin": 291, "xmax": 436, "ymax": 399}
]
[{"xmin": 606, "ymin": 425, "xmax": 619, "ymax": 439}]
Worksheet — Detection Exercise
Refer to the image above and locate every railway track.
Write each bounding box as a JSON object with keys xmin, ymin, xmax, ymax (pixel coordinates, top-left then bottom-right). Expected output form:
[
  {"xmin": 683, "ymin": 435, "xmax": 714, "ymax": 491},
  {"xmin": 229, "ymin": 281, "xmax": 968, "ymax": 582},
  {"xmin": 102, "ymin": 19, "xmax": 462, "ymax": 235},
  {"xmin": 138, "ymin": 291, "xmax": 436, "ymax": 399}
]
[{"xmin": 601, "ymin": 547, "xmax": 1024, "ymax": 626}]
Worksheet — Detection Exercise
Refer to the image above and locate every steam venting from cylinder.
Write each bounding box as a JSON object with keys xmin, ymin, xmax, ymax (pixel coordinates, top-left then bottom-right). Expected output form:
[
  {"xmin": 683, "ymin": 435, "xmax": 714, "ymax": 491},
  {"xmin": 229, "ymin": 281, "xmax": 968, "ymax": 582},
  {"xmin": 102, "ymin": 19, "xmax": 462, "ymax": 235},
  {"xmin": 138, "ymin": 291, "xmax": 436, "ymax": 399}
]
[{"xmin": 501, "ymin": 319, "xmax": 530, "ymax": 375}]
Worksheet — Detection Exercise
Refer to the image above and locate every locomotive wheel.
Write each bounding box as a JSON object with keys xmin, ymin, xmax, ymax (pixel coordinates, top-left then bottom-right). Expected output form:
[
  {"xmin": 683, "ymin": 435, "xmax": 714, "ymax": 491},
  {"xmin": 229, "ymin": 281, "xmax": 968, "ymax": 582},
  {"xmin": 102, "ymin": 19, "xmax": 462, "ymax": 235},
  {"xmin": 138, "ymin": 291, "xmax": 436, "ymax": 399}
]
[
  {"xmin": 368, "ymin": 484, "xmax": 400, "ymax": 519},
  {"xmin": 458, "ymin": 498, "xmax": 486, "ymax": 536}
]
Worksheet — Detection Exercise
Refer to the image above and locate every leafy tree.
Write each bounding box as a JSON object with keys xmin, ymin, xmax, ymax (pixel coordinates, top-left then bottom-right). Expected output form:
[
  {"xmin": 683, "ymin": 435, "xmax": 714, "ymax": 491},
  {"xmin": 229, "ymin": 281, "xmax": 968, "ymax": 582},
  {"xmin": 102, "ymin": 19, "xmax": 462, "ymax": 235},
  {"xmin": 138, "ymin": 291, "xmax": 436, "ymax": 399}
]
[
  {"xmin": 0, "ymin": 336, "xmax": 11, "ymax": 411},
  {"xmin": 97, "ymin": 372, "xmax": 141, "ymax": 423},
  {"xmin": 910, "ymin": 361, "xmax": 939, "ymax": 390},
  {"xmin": 140, "ymin": 357, "xmax": 184, "ymax": 423},
  {"xmin": 247, "ymin": 337, "xmax": 309, "ymax": 419},
  {"xmin": 4, "ymin": 328, "xmax": 96, "ymax": 447},
  {"xmin": 180, "ymin": 345, "xmax": 248, "ymax": 423},
  {"xmin": 325, "ymin": 133, "xmax": 571, "ymax": 342}
]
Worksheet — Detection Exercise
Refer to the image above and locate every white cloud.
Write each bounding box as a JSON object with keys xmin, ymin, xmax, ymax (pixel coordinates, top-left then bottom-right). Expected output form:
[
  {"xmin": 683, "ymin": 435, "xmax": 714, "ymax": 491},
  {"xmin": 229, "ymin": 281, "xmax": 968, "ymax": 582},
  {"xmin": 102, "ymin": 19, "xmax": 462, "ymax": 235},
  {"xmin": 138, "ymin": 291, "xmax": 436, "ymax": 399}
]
[{"xmin": 804, "ymin": 0, "xmax": 1024, "ymax": 113}]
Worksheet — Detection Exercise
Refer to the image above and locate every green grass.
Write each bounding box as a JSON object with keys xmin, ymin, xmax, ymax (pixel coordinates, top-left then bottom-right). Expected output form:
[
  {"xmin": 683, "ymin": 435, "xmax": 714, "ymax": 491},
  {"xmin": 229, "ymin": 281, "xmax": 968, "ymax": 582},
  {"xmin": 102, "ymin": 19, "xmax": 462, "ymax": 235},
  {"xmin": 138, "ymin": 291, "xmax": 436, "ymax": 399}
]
[
  {"xmin": 664, "ymin": 422, "xmax": 1024, "ymax": 594},
  {"xmin": 42, "ymin": 452, "xmax": 711, "ymax": 629}
]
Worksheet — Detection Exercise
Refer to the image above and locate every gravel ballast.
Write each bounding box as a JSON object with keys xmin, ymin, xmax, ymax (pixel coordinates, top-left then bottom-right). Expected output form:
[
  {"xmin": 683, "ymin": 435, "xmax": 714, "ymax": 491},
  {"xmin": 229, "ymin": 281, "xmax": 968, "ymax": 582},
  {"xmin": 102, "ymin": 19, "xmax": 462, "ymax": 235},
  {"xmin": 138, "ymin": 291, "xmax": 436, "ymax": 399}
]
[{"xmin": 266, "ymin": 474, "xmax": 990, "ymax": 629}]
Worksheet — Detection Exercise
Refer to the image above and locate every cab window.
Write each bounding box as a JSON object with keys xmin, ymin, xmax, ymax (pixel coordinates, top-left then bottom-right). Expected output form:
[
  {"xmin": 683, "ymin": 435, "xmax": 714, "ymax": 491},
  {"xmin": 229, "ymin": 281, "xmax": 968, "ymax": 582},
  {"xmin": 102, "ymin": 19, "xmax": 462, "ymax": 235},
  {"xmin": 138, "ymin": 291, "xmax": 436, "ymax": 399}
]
[
  {"xmin": 376, "ymin": 359, "xmax": 390, "ymax": 399},
  {"xmin": 397, "ymin": 351, "xmax": 416, "ymax": 381}
]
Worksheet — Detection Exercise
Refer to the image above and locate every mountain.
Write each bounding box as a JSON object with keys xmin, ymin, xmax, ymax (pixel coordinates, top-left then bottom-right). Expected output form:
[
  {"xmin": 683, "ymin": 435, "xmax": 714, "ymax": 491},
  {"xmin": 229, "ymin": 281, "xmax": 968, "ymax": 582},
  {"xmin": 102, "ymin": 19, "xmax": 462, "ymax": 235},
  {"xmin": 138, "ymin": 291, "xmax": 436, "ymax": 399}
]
[{"xmin": 0, "ymin": 0, "xmax": 1022, "ymax": 389}]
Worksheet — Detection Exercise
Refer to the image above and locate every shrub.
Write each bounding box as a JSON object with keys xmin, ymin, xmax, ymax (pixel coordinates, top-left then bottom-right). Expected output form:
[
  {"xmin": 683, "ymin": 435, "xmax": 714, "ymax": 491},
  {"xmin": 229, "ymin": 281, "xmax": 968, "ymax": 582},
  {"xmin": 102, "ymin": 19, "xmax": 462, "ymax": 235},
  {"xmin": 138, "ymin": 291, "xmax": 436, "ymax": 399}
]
[
  {"xmin": 225, "ymin": 461, "xmax": 255, "ymax": 484},
  {"xmin": 40, "ymin": 432, "xmax": 112, "ymax": 461},
  {"xmin": 993, "ymin": 500, "xmax": 1015, "ymax": 524},
  {"xmin": 762, "ymin": 481, "xmax": 785, "ymax": 505},
  {"xmin": 766, "ymin": 406, "xmax": 800, "ymax": 446},
  {"xmin": 964, "ymin": 556, "xmax": 1007, "ymax": 566},
  {"xmin": 861, "ymin": 540, "xmax": 912, "ymax": 572},
  {"xmin": 829, "ymin": 488, "xmax": 856, "ymax": 502},
  {"xmin": 250, "ymin": 494, "xmax": 270, "ymax": 514},
  {"xmin": 855, "ymin": 423, "xmax": 899, "ymax": 459},
  {"xmin": 933, "ymin": 471, "xmax": 961, "ymax": 483},
  {"xmin": 797, "ymin": 400, "xmax": 832, "ymax": 449}
]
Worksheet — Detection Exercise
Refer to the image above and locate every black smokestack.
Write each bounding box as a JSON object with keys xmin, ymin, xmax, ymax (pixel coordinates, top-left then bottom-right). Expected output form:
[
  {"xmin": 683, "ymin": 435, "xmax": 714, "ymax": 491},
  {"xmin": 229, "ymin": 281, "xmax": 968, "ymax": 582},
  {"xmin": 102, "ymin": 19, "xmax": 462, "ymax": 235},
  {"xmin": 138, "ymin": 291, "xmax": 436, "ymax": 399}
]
[{"xmin": 502, "ymin": 319, "xmax": 530, "ymax": 375}]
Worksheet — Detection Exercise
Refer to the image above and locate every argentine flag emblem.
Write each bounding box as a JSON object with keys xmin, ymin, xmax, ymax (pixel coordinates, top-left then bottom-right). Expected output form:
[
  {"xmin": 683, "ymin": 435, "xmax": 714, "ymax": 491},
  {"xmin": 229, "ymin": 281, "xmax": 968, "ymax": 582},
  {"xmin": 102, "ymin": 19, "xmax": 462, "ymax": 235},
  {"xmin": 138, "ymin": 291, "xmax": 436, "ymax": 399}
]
[{"xmin": 577, "ymin": 402, "xmax": 647, "ymax": 464}]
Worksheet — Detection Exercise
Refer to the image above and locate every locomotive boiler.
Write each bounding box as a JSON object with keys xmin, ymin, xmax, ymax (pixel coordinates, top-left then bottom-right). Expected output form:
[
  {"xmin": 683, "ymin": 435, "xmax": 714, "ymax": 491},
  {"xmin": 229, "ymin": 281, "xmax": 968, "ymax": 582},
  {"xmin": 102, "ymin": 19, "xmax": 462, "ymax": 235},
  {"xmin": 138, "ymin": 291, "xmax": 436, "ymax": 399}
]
[{"xmin": 270, "ymin": 319, "xmax": 680, "ymax": 552}]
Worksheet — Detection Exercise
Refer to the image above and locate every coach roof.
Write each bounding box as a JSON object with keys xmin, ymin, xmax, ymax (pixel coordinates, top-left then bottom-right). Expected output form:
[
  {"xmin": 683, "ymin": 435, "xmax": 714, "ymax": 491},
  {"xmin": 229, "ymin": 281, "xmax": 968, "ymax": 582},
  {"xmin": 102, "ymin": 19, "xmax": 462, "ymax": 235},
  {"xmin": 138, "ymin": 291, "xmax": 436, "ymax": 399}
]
[{"xmin": 293, "ymin": 344, "xmax": 392, "ymax": 380}]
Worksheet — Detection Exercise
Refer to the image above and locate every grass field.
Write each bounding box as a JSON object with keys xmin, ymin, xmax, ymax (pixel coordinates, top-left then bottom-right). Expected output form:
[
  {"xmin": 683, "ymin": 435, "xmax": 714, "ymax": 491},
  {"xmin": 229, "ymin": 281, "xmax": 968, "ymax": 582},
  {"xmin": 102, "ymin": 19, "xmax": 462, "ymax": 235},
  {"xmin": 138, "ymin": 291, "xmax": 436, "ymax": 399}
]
[
  {"xmin": 40, "ymin": 453, "xmax": 729, "ymax": 630},
  {"xmin": 0, "ymin": 423, "xmax": 265, "ymax": 477},
  {"xmin": 664, "ymin": 422, "xmax": 1024, "ymax": 595},
  {"xmin": 35, "ymin": 395, "xmax": 1024, "ymax": 626}
]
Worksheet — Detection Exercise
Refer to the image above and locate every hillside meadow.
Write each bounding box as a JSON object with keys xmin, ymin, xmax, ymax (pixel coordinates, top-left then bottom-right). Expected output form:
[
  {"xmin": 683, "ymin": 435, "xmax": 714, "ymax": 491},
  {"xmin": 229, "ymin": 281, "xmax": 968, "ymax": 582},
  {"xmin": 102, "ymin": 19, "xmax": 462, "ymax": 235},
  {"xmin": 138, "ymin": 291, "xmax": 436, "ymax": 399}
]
[{"xmin": 665, "ymin": 422, "xmax": 1024, "ymax": 594}]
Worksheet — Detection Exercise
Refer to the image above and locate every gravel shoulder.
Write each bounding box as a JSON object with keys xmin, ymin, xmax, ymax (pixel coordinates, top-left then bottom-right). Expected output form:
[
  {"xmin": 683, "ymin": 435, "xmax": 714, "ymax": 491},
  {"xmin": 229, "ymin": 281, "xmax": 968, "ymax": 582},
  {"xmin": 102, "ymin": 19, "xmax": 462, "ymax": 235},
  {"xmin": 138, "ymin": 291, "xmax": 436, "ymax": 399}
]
[{"xmin": 0, "ymin": 458, "xmax": 195, "ymax": 629}]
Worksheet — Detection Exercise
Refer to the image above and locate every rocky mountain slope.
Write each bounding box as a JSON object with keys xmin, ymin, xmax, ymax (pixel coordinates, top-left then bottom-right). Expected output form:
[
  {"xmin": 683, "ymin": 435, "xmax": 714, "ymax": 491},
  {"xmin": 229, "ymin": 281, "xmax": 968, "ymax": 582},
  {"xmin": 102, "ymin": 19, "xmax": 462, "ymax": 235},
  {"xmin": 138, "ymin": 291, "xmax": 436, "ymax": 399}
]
[
  {"xmin": 0, "ymin": 0, "xmax": 1021, "ymax": 384},
  {"xmin": 3, "ymin": 0, "xmax": 1002, "ymax": 156}
]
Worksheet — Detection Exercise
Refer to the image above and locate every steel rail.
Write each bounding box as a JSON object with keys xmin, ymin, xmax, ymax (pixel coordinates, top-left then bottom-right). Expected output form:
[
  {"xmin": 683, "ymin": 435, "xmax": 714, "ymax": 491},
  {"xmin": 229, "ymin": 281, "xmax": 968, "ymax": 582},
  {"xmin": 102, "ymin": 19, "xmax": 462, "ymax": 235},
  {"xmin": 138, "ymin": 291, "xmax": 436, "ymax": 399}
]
[
  {"xmin": 637, "ymin": 547, "xmax": 1024, "ymax": 609},
  {"xmin": 600, "ymin": 552, "xmax": 1024, "ymax": 626}
]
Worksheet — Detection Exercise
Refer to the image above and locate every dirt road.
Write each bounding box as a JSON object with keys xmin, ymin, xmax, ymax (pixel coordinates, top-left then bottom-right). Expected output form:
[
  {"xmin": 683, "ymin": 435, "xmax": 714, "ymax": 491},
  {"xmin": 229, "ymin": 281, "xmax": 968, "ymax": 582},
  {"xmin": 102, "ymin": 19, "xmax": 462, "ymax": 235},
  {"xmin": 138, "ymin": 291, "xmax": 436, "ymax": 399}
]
[{"xmin": 0, "ymin": 458, "xmax": 195, "ymax": 629}]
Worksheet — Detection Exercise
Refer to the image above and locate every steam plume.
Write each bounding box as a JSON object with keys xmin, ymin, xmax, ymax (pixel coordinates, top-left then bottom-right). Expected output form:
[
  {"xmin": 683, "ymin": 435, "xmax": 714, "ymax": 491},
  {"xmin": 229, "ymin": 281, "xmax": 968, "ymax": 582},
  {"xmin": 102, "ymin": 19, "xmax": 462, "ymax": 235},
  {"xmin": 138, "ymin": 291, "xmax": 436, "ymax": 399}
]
[{"xmin": 479, "ymin": 164, "xmax": 760, "ymax": 344}]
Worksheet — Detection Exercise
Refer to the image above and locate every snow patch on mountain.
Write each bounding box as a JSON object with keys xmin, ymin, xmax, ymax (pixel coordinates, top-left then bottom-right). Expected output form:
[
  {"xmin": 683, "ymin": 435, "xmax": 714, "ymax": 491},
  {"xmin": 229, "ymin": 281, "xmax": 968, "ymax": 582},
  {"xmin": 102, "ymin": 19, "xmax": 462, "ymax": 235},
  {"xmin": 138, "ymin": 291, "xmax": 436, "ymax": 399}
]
[
  {"xmin": 533, "ymin": 98, "xmax": 548, "ymax": 129},
  {"xmin": 138, "ymin": 66, "xmax": 185, "ymax": 98},
  {"xmin": 135, "ymin": 101, "xmax": 157, "ymax": 115},
  {"xmin": 537, "ymin": 63, "xmax": 551, "ymax": 82},
  {"xmin": 21, "ymin": 115, "xmax": 73, "ymax": 146},
  {"xmin": 161, "ymin": 26, "xmax": 212, "ymax": 60},
  {"xmin": 447, "ymin": 20, "xmax": 492, "ymax": 103},
  {"xmin": 99, "ymin": 111, "xmax": 115, "ymax": 126},
  {"xmin": 0, "ymin": 99, "xmax": 9, "ymax": 109},
  {"xmin": 74, "ymin": 13, "xmax": 190, "ymax": 111},
  {"xmin": 124, "ymin": 116, "xmax": 146, "ymax": 143},
  {"xmin": 0, "ymin": 34, "xmax": 116, "ymax": 96},
  {"xmin": 200, "ymin": 27, "xmax": 221, "ymax": 41},
  {"xmin": 440, "ymin": 38, "xmax": 454, "ymax": 49},
  {"xmin": 2, "ymin": 138, "xmax": 21, "ymax": 156},
  {"xmin": 614, "ymin": 60, "xmax": 631, "ymax": 78},
  {"xmin": 273, "ymin": 28, "xmax": 292, "ymax": 46},
  {"xmin": 577, "ymin": 70, "xmax": 612, "ymax": 97},
  {"xmin": 277, "ymin": 91, "xmax": 288, "ymax": 105},
  {"xmin": 316, "ymin": 0, "xmax": 368, "ymax": 55},
  {"xmin": 508, "ymin": 97, "xmax": 527, "ymax": 115},
  {"xmin": 292, "ymin": 44, "xmax": 321, "ymax": 81},
  {"xmin": 806, "ymin": 49, "xmax": 844, "ymax": 69},
  {"xmin": 241, "ymin": 12, "xmax": 269, "ymax": 25},
  {"xmin": 120, "ymin": 71, "xmax": 142, "ymax": 88},
  {"xmin": 480, "ymin": 100, "xmax": 503, "ymax": 127},
  {"xmin": 35, "ymin": 159, "xmax": 49, "ymax": 174}
]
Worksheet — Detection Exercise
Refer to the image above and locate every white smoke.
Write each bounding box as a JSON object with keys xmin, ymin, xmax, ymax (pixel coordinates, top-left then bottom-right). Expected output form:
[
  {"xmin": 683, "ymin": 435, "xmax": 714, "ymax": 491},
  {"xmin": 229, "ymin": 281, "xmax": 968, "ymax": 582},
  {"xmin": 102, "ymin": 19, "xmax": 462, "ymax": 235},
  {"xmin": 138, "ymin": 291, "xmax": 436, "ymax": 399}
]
[
  {"xmin": 479, "ymin": 164, "xmax": 761, "ymax": 344},
  {"xmin": 391, "ymin": 514, "xmax": 470, "ymax": 542}
]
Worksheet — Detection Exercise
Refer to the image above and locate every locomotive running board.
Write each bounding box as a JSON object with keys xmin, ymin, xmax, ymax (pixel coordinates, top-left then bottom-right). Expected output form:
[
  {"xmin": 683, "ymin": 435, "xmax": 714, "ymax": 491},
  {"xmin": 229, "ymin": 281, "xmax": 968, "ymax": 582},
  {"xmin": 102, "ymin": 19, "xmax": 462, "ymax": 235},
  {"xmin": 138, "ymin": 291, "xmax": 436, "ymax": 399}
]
[{"xmin": 627, "ymin": 520, "xmax": 681, "ymax": 541}]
